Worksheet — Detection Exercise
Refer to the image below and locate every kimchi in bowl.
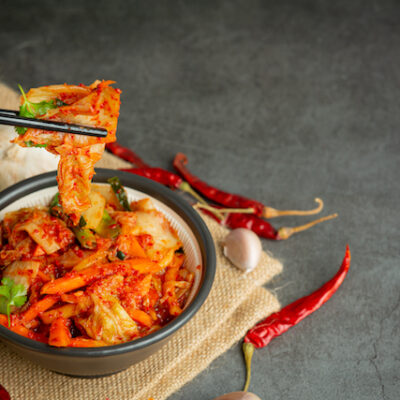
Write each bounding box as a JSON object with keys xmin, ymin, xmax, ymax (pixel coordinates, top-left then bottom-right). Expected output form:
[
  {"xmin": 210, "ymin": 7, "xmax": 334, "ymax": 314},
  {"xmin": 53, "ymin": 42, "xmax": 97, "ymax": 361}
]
[{"xmin": 0, "ymin": 169, "xmax": 216, "ymax": 376}]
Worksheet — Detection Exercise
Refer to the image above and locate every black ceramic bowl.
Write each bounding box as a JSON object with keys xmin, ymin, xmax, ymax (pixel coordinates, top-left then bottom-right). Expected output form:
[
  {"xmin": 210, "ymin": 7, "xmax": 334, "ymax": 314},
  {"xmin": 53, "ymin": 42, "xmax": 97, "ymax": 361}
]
[{"xmin": 0, "ymin": 169, "xmax": 216, "ymax": 376}]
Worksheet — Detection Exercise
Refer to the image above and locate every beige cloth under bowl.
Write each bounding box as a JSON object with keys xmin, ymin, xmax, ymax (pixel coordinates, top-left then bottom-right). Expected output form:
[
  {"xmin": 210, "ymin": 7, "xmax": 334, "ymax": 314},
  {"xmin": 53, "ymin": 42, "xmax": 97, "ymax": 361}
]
[{"xmin": 0, "ymin": 83, "xmax": 282, "ymax": 400}]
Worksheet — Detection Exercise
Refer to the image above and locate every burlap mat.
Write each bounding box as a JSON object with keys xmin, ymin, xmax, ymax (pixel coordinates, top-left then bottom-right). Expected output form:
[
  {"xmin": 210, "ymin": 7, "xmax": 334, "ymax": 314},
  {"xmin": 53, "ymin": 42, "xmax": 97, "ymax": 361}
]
[{"xmin": 0, "ymin": 83, "xmax": 282, "ymax": 400}]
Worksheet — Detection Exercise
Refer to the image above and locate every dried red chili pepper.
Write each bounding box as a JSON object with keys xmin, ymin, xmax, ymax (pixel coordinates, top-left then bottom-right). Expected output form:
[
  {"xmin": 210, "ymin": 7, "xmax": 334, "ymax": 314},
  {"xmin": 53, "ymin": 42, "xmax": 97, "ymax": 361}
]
[
  {"xmin": 121, "ymin": 167, "xmax": 207, "ymax": 205},
  {"xmin": 173, "ymin": 153, "xmax": 323, "ymax": 218},
  {"xmin": 108, "ymin": 146, "xmax": 205, "ymax": 201},
  {"xmin": 241, "ymin": 246, "xmax": 350, "ymax": 391},
  {"xmin": 106, "ymin": 142, "xmax": 150, "ymax": 168},
  {"xmin": 224, "ymin": 212, "xmax": 278, "ymax": 239},
  {"xmin": 111, "ymin": 149, "xmax": 336, "ymax": 240},
  {"xmin": 197, "ymin": 203, "xmax": 337, "ymax": 240},
  {"xmin": 245, "ymin": 245, "xmax": 351, "ymax": 347},
  {"xmin": 121, "ymin": 167, "xmax": 183, "ymax": 188},
  {"xmin": 0, "ymin": 384, "xmax": 10, "ymax": 400}
]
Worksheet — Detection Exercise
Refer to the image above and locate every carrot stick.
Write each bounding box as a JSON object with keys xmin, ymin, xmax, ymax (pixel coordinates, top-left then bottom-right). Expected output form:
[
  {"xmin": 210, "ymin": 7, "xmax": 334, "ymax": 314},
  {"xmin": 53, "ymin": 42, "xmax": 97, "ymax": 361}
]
[
  {"xmin": 49, "ymin": 317, "xmax": 71, "ymax": 347},
  {"xmin": 0, "ymin": 314, "xmax": 7, "ymax": 326},
  {"xmin": 117, "ymin": 234, "xmax": 148, "ymax": 259},
  {"xmin": 41, "ymin": 303, "xmax": 77, "ymax": 325},
  {"xmin": 73, "ymin": 249, "xmax": 108, "ymax": 271},
  {"xmin": 12, "ymin": 324, "xmax": 47, "ymax": 342},
  {"xmin": 0, "ymin": 315, "xmax": 47, "ymax": 342},
  {"xmin": 41, "ymin": 275, "xmax": 87, "ymax": 295},
  {"xmin": 60, "ymin": 291, "xmax": 84, "ymax": 303},
  {"xmin": 149, "ymin": 309, "xmax": 157, "ymax": 321},
  {"xmin": 41, "ymin": 259, "xmax": 161, "ymax": 295},
  {"xmin": 33, "ymin": 244, "xmax": 46, "ymax": 257},
  {"xmin": 37, "ymin": 269, "xmax": 52, "ymax": 282},
  {"xmin": 96, "ymin": 258, "xmax": 164, "ymax": 275},
  {"xmin": 1, "ymin": 308, "xmax": 46, "ymax": 341},
  {"xmin": 120, "ymin": 258, "xmax": 163, "ymax": 274},
  {"xmin": 21, "ymin": 295, "xmax": 60, "ymax": 323},
  {"xmin": 130, "ymin": 309, "xmax": 153, "ymax": 327}
]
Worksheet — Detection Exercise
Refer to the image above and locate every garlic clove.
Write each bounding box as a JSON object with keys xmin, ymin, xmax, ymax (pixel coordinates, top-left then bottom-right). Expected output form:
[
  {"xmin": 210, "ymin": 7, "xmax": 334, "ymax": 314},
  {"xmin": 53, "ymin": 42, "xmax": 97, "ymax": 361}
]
[
  {"xmin": 212, "ymin": 391, "xmax": 262, "ymax": 400},
  {"xmin": 222, "ymin": 228, "xmax": 262, "ymax": 273}
]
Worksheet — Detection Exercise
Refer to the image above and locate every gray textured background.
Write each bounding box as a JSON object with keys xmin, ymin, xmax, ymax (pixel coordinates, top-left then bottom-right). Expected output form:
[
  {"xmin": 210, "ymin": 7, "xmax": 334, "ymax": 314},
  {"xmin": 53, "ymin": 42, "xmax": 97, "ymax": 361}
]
[{"xmin": 1, "ymin": 1, "xmax": 399, "ymax": 399}]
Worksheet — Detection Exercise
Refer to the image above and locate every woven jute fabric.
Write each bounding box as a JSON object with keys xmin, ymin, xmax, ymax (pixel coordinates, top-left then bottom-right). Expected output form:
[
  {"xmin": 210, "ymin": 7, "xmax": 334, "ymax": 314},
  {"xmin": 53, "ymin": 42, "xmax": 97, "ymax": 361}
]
[{"xmin": 0, "ymin": 83, "xmax": 283, "ymax": 400}]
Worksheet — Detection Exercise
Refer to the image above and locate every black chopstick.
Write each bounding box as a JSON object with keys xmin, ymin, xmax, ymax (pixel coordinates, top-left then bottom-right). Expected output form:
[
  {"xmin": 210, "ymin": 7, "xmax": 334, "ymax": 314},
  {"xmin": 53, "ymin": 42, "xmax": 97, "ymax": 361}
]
[{"xmin": 0, "ymin": 109, "xmax": 108, "ymax": 137}]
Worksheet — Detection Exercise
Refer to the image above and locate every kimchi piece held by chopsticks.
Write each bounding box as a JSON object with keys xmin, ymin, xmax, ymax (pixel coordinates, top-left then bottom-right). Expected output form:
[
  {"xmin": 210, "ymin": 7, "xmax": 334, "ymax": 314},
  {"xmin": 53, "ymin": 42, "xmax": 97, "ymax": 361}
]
[{"xmin": 12, "ymin": 80, "xmax": 121, "ymax": 225}]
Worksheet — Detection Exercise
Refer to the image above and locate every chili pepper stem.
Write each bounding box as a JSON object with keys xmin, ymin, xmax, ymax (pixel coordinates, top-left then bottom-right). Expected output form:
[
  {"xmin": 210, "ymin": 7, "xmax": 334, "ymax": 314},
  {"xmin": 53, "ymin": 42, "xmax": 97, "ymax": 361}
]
[
  {"xmin": 263, "ymin": 198, "xmax": 324, "ymax": 219},
  {"xmin": 195, "ymin": 203, "xmax": 256, "ymax": 218},
  {"xmin": 7, "ymin": 304, "xmax": 11, "ymax": 327},
  {"xmin": 193, "ymin": 203, "xmax": 225, "ymax": 221},
  {"xmin": 213, "ymin": 207, "xmax": 255, "ymax": 214},
  {"xmin": 277, "ymin": 213, "xmax": 338, "ymax": 240},
  {"xmin": 242, "ymin": 342, "xmax": 255, "ymax": 392},
  {"xmin": 178, "ymin": 181, "xmax": 209, "ymax": 205}
]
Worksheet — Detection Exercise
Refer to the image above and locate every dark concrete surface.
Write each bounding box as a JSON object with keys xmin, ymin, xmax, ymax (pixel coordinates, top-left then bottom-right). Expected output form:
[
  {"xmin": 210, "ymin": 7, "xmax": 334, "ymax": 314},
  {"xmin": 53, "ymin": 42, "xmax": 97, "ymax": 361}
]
[{"xmin": 1, "ymin": 1, "xmax": 399, "ymax": 399}]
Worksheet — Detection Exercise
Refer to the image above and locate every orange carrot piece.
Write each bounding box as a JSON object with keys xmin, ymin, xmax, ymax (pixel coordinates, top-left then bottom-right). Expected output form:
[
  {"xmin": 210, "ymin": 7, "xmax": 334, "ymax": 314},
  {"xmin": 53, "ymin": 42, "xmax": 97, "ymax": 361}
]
[
  {"xmin": 41, "ymin": 259, "xmax": 160, "ymax": 295},
  {"xmin": 69, "ymin": 337, "xmax": 107, "ymax": 347},
  {"xmin": 170, "ymin": 253, "xmax": 185, "ymax": 269},
  {"xmin": 9, "ymin": 324, "xmax": 31, "ymax": 337},
  {"xmin": 60, "ymin": 291, "xmax": 84, "ymax": 303},
  {"xmin": 0, "ymin": 316, "xmax": 47, "ymax": 342},
  {"xmin": 33, "ymin": 244, "xmax": 46, "ymax": 257},
  {"xmin": 149, "ymin": 309, "xmax": 158, "ymax": 321},
  {"xmin": 130, "ymin": 309, "xmax": 153, "ymax": 327},
  {"xmin": 73, "ymin": 249, "xmax": 108, "ymax": 271},
  {"xmin": 12, "ymin": 324, "xmax": 47, "ymax": 342},
  {"xmin": 49, "ymin": 317, "xmax": 71, "ymax": 347},
  {"xmin": 0, "ymin": 314, "xmax": 7, "ymax": 326},
  {"xmin": 35, "ymin": 244, "xmax": 46, "ymax": 256},
  {"xmin": 130, "ymin": 235, "xmax": 148, "ymax": 258},
  {"xmin": 99, "ymin": 258, "xmax": 162, "ymax": 275},
  {"xmin": 41, "ymin": 274, "xmax": 87, "ymax": 295},
  {"xmin": 41, "ymin": 303, "xmax": 77, "ymax": 325},
  {"xmin": 164, "ymin": 266, "xmax": 179, "ymax": 283},
  {"xmin": 117, "ymin": 234, "xmax": 148, "ymax": 259},
  {"xmin": 122, "ymin": 258, "xmax": 164, "ymax": 274},
  {"xmin": 37, "ymin": 269, "xmax": 51, "ymax": 282},
  {"xmin": 21, "ymin": 295, "xmax": 60, "ymax": 323}
]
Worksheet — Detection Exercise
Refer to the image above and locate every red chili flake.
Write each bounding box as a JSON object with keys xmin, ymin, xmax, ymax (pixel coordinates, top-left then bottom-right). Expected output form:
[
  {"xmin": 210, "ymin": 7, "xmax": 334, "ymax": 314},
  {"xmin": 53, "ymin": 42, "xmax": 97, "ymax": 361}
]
[
  {"xmin": 136, "ymin": 234, "xmax": 154, "ymax": 248},
  {"xmin": 72, "ymin": 246, "xmax": 84, "ymax": 258}
]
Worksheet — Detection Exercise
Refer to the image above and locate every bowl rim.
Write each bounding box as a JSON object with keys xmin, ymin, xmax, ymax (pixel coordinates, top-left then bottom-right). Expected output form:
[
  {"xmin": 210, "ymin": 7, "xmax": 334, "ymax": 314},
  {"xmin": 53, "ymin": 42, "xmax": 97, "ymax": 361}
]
[{"xmin": 0, "ymin": 168, "xmax": 216, "ymax": 357}]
